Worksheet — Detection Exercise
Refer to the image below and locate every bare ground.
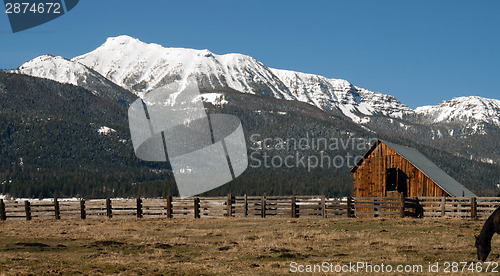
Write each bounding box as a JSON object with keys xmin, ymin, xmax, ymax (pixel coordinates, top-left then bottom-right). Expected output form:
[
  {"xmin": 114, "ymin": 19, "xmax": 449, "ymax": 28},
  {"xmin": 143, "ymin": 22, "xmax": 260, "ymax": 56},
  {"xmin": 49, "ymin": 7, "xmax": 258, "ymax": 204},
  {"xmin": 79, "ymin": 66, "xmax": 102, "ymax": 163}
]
[{"xmin": 0, "ymin": 217, "xmax": 499, "ymax": 275}]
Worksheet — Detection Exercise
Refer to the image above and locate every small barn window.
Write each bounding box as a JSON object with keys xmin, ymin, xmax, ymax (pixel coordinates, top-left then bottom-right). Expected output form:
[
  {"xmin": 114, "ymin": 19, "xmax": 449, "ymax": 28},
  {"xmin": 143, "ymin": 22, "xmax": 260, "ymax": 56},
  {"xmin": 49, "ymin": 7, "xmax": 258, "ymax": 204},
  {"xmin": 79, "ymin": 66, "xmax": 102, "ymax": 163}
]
[{"xmin": 386, "ymin": 168, "xmax": 408, "ymax": 196}]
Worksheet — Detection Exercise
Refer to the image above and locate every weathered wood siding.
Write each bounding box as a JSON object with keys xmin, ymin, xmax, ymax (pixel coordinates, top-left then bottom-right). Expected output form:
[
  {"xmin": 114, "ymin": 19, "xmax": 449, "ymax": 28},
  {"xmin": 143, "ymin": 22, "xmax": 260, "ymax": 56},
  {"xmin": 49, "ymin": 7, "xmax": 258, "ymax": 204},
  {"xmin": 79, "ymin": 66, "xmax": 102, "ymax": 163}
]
[{"xmin": 353, "ymin": 142, "xmax": 449, "ymax": 197}]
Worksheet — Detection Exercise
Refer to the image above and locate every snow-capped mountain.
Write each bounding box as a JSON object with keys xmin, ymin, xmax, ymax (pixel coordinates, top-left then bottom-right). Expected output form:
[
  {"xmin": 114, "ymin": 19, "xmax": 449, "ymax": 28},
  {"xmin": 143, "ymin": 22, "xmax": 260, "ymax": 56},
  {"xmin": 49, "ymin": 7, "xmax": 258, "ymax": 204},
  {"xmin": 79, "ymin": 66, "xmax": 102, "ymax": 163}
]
[
  {"xmin": 4, "ymin": 36, "xmax": 500, "ymax": 196},
  {"xmin": 14, "ymin": 54, "xmax": 134, "ymax": 105},
  {"xmin": 270, "ymin": 68, "xmax": 412, "ymax": 122},
  {"xmin": 416, "ymin": 96, "xmax": 500, "ymax": 126},
  {"xmin": 13, "ymin": 35, "xmax": 499, "ymax": 128},
  {"xmin": 70, "ymin": 36, "xmax": 412, "ymax": 120},
  {"xmin": 17, "ymin": 55, "xmax": 92, "ymax": 87},
  {"xmin": 24, "ymin": 35, "xmax": 408, "ymax": 121},
  {"xmin": 72, "ymin": 36, "xmax": 290, "ymax": 100}
]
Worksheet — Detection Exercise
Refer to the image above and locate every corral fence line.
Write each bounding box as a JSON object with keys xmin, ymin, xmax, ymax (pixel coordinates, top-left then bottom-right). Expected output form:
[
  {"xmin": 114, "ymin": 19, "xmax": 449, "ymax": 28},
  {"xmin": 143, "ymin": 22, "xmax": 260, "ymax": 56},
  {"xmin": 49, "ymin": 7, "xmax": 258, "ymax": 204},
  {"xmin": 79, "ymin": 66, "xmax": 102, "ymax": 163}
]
[{"xmin": 0, "ymin": 195, "xmax": 499, "ymax": 221}]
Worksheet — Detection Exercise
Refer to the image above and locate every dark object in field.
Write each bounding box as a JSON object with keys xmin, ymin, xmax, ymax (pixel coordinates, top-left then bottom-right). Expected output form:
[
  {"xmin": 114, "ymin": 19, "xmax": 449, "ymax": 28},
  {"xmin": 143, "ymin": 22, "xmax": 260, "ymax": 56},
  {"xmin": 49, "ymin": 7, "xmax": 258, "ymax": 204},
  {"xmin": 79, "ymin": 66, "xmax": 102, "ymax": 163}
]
[
  {"xmin": 475, "ymin": 207, "xmax": 500, "ymax": 261},
  {"xmin": 15, "ymin": 242, "xmax": 49, "ymax": 248},
  {"xmin": 87, "ymin": 240, "xmax": 126, "ymax": 248},
  {"xmin": 154, "ymin": 243, "xmax": 172, "ymax": 249}
]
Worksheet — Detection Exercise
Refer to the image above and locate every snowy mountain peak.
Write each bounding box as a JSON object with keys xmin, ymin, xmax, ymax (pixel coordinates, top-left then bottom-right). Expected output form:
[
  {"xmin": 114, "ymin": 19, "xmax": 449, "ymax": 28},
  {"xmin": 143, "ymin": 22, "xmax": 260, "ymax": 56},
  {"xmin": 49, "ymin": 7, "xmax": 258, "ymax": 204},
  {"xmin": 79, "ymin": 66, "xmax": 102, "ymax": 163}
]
[
  {"xmin": 70, "ymin": 36, "xmax": 413, "ymax": 120},
  {"xmin": 14, "ymin": 53, "xmax": 134, "ymax": 103},
  {"xmin": 72, "ymin": 36, "xmax": 289, "ymax": 99},
  {"xmin": 16, "ymin": 55, "xmax": 92, "ymax": 87},
  {"xmin": 104, "ymin": 35, "xmax": 142, "ymax": 45},
  {"xmin": 270, "ymin": 68, "xmax": 412, "ymax": 121},
  {"xmin": 416, "ymin": 96, "xmax": 500, "ymax": 126},
  {"xmin": 13, "ymin": 35, "xmax": 498, "ymax": 127}
]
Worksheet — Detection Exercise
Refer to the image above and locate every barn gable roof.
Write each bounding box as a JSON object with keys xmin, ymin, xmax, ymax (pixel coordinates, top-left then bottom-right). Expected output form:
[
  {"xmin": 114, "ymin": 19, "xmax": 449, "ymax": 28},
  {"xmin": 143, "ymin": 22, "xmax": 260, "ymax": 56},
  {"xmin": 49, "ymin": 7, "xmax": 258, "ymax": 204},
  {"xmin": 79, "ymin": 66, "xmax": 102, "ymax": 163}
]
[{"xmin": 351, "ymin": 139, "xmax": 477, "ymax": 197}]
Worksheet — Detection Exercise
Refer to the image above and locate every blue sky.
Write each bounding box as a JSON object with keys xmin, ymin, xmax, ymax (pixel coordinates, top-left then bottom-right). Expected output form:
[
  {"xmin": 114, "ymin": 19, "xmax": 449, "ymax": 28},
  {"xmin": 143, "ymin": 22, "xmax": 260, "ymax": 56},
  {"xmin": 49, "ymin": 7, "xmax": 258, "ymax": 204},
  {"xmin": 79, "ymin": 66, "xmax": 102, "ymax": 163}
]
[{"xmin": 0, "ymin": 0, "xmax": 498, "ymax": 108}]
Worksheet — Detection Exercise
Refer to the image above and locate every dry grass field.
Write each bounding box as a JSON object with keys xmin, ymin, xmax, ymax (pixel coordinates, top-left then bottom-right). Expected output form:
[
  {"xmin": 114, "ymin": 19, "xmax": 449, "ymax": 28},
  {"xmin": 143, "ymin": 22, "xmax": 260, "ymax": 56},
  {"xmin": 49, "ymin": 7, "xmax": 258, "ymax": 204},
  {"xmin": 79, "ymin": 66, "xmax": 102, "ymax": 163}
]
[{"xmin": 0, "ymin": 217, "xmax": 499, "ymax": 275}]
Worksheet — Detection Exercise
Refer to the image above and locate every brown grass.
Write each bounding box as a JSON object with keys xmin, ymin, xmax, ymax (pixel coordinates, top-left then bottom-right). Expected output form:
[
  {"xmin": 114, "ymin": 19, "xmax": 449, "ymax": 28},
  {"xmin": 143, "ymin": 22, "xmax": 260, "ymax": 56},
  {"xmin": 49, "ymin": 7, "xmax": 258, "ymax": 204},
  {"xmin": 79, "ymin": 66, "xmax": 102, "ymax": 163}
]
[{"xmin": 0, "ymin": 217, "xmax": 498, "ymax": 275}]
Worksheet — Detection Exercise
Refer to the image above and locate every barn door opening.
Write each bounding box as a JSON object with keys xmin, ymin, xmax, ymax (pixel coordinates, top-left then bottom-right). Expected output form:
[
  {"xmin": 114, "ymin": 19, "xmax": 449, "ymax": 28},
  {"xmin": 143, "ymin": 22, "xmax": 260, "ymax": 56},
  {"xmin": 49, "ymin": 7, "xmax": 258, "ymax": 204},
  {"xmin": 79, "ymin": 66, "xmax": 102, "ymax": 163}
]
[{"xmin": 386, "ymin": 168, "xmax": 408, "ymax": 197}]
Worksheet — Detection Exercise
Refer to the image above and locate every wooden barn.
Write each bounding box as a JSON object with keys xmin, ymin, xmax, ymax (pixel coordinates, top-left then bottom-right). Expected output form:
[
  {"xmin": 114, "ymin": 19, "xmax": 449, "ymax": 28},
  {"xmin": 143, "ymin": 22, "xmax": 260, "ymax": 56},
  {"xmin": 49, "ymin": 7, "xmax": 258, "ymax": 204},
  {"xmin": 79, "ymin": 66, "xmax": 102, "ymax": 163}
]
[{"xmin": 351, "ymin": 139, "xmax": 477, "ymax": 198}]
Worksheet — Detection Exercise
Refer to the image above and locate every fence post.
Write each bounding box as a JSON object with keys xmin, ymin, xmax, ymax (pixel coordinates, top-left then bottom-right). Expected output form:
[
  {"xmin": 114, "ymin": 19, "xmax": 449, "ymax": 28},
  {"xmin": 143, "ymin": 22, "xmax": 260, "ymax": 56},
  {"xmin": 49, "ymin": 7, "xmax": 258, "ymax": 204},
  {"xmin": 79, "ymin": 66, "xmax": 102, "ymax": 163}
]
[
  {"xmin": 471, "ymin": 197, "xmax": 477, "ymax": 219},
  {"xmin": 415, "ymin": 197, "xmax": 422, "ymax": 218},
  {"xmin": 226, "ymin": 193, "xmax": 233, "ymax": 217},
  {"xmin": 347, "ymin": 197, "xmax": 353, "ymax": 218},
  {"xmin": 261, "ymin": 196, "xmax": 266, "ymax": 218},
  {"xmin": 291, "ymin": 196, "xmax": 296, "ymax": 218},
  {"xmin": 166, "ymin": 196, "xmax": 172, "ymax": 219},
  {"xmin": 244, "ymin": 194, "xmax": 248, "ymax": 217},
  {"xmin": 321, "ymin": 195, "xmax": 326, "ymax": 218},
  {"xmin": 0, "ymin": 199, "xmax": 5, "ymax": 220},
  {"xmin": 24, "ymin": 200, "xmax": 31, "ymax": 221},
  {"xmin": 106, "ymin": 198, "xmax": 112, "ymax": 218},
  {"xmin": 458, "ymin": 199, "xmax": 463, "ymax": 218},
  {"xmin": 441, "ymin": 197, "xmax": 446, "ymax": 217},
  {"xmin": 260, "ymin": 196, "xmax": 266, "ymax": 218},
  {"xmin": 136, "ymin": 198, "xmax": 143, "ymax": 218},
  {"xmin": 400, "ymin": 194, "xmax": 405, "ymax": 218},
  {"xmin": 80, "ymin": 199, "xmax": 86, "ymax": 219},
  {"xmin": 194, "ymin": 197, "xmax": 200, "ymax": 219},
  {"xmin": 54, "ymin": 197, "xmax": 60, "ymax": 220},
  {"xmin": 373, "ymin": 197, "xmax": 379, "ymax": 217}
]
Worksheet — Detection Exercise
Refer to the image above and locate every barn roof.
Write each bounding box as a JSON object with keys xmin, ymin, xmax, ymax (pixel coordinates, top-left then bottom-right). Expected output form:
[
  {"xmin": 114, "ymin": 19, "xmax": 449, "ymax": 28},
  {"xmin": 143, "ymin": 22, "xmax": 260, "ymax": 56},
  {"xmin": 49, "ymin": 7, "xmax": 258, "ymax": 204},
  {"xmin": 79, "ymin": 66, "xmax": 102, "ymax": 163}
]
[{"xmin": 351, "ymin": 139, "xmax": 477, "ymax": 197}]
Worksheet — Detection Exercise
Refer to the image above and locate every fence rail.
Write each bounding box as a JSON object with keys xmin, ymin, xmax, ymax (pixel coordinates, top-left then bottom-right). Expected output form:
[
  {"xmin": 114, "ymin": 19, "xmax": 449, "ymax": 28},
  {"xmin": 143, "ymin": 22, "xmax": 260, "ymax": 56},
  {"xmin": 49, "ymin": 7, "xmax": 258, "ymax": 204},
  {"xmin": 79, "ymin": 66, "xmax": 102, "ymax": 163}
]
[{"xmin": 0, "ymin": 196, "xmax": 498, "ymax": 221}]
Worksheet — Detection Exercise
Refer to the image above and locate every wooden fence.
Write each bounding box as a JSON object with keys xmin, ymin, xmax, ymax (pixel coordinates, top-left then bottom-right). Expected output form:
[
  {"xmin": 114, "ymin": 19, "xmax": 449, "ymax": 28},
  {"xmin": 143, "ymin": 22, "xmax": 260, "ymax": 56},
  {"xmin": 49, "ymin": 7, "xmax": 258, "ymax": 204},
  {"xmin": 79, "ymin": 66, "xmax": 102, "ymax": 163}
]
[
  {"xmin": 0, "ymin": 195, "xmax": 498, "ymax": 221},
  {"xmin": 353, "ymin": 197, "xmax": 421, "ymax": 218}
]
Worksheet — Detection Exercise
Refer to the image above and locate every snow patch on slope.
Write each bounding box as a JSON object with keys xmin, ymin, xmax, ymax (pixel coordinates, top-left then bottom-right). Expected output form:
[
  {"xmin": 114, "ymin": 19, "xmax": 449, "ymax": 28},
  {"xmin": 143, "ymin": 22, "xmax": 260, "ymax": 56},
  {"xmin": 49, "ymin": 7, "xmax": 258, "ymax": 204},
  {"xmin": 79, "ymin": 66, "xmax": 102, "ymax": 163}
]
[
  {"xmin": 97, "ymin": 126, "xmax": 116, "ymax": 135},
  {"xmin": 194, "ymin": 93, "xmax": 228, "ymax": 106}
]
